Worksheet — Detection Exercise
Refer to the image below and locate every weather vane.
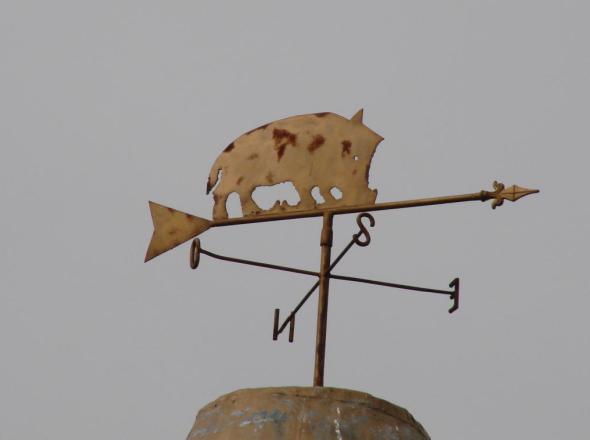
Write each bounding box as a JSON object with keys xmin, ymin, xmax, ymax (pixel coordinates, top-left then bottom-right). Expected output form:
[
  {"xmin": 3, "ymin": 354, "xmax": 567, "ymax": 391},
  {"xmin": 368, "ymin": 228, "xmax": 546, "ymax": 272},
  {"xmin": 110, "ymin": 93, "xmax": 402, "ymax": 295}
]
[{"xmin": 145, "ymin": 109, "xmax": 538, "ymax": 386}]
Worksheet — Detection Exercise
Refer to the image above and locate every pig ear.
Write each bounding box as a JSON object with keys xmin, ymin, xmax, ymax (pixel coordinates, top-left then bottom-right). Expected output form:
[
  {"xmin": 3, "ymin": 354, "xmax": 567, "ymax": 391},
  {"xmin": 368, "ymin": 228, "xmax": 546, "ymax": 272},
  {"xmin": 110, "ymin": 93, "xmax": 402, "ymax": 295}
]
[{"xmin": 350, "ymin": 108, "xmax": 364, "ymax": 124}]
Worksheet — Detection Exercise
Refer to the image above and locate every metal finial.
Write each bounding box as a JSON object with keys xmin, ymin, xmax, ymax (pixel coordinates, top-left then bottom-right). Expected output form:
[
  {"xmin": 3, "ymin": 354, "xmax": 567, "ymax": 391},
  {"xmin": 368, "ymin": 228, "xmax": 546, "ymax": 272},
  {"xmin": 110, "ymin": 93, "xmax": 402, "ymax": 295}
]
[{"xmin": 489, "ymin": 181, "xmax": 539, "ymax": 209}]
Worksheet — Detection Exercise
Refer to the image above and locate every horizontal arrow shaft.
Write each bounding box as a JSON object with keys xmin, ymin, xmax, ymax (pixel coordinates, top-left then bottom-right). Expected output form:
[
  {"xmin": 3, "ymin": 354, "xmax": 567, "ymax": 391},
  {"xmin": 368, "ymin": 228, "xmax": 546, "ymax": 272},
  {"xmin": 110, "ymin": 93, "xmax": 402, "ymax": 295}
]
[{"xmin": 211, "ymin": 191, "xmax": 489, "ymax": 228}]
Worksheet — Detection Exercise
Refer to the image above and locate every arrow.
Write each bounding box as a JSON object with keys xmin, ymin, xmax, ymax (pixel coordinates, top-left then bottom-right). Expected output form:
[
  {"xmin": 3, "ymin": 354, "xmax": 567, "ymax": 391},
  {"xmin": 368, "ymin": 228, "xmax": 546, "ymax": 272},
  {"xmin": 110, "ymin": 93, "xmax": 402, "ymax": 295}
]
[{"xmin": 145, "ymin": 181, "xmax": 539, "ymax": 262}]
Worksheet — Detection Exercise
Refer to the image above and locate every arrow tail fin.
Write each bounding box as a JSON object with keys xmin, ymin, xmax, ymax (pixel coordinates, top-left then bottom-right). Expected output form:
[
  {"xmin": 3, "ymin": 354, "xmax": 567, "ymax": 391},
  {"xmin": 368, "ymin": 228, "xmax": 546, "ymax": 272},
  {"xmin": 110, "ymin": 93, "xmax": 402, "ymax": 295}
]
[{"xmin": 145, "ymin": 202, "xmax": 211, "ymax": 262}]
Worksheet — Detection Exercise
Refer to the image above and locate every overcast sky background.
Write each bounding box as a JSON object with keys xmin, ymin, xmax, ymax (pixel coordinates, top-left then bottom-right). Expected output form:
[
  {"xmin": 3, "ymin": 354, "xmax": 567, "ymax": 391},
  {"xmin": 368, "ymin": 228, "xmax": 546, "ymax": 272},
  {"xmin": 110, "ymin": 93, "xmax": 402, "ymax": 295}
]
[{"xmin": 1, "ymin": 1, "xmax": 588, "ymax": 439}]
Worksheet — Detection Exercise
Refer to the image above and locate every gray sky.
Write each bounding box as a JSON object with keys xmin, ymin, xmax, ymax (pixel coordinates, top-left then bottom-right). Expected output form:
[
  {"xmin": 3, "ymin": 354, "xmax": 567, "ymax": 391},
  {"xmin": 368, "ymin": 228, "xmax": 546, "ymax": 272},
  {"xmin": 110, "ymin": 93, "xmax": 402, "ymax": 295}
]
[{"xmin": 1, "ymin": 1, "xmax": 588, "ymax": 438}]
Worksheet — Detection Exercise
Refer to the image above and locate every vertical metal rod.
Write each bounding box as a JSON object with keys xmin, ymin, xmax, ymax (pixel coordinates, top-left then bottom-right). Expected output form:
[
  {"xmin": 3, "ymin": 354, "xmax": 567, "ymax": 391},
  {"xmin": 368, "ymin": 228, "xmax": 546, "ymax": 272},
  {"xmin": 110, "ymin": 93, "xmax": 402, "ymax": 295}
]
[
  {"xmin": 288, "ymin": 315, "xmax": 295, "ymax": 343},
  {"xmin": 313, "ymin": 212, "xmax": 334, "ymax": 386},
  {"xmin": 273, "ymin": 309, "xmax": 279, "ymax": 341}
]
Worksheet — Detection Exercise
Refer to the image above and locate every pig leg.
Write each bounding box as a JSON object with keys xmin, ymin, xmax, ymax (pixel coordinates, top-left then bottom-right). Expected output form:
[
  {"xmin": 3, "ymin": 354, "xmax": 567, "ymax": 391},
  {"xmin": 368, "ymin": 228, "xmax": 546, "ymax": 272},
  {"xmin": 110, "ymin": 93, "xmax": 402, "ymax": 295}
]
[
  {"xmin": 358, "ymin": 187, "xmax": 378, "ymax": 204},
  {"xmin": 211, "ymin": 173, "xmax": 237, "ymax": 220},
  {"xmin": 212, "ymin": 189, "xmax": 229, "ymax": 220},
  {"xmin": 320, "ymin": 186, "xmax": 338, "ymax": 204},
  {"xmin": 296, "ymin": 184, "xmax": 316, "ymax": 210},
  {"xmin": 239, "ymin": 188, "xmax": 263, "ymax": 216},
  {"xmin": 344, "ymin": 186, "xmax": 377, "ymax": 206}
]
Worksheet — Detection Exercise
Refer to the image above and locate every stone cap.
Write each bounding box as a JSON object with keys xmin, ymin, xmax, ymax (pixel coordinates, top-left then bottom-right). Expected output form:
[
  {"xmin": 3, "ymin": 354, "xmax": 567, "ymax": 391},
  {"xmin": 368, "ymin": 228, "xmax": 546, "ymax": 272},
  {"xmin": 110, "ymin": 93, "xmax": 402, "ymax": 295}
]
[{"xmin": 188, "ymin": 387, "xmax": 430, "ymax": 439}]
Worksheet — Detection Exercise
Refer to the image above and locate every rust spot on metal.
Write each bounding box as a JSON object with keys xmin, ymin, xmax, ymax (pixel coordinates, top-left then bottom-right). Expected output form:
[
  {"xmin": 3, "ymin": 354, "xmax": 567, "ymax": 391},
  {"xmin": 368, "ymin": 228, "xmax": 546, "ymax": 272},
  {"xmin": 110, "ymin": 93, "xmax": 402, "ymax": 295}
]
[
  {"xmin": 248, "ymin": 153, "xmax": 259, "ymax": 160},
  {"xmin": 314, "ymin": 112, "xmax": 329, "ymax": 117},
  {"xmin": 342, "ymin": 140, "xmax": 351, "ymax": 156},
  {"xmin": 273, "ymin": 128, "xmax": 297, "ymax": 147},
  {"xmin": 277, "ymin": 144, "xmax": 287, "ymax": 161},
  {"xmin": 246, "ymin": 123, "xmax": 269, "ymax": 135},
  {"xmin": 307, "ymin": 134, "xmax": 325, "ymax": 153},
  {"xmin": 266, "ymin": 172, "xmax": 274, "ymax": 183},
  {"xmin": 237, "ymin": 177, "xmax": 244, "ymax": 185},
  {"xmin": 224, "ymin": 142, "xmax": 235, "ymax": 153},
  {"xmin": 273, "ymin": 128, "xmax": 296, "ymax": 161}
]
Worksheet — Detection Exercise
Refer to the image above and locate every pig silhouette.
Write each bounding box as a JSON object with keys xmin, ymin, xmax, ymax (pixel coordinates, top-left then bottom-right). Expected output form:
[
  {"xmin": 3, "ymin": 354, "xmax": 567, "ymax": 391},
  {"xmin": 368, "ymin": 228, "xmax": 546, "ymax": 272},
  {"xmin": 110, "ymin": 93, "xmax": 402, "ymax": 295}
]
[{"xmin": 206, "ymin": 109, "xmax": 384, "ymax": 220}]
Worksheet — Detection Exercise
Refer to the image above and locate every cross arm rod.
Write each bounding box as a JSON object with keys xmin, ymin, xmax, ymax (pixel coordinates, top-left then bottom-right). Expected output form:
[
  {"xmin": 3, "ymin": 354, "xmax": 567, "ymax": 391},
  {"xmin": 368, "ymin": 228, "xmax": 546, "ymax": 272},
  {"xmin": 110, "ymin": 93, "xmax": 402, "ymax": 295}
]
[
  {"xmin": 199, "ymin": 247, "xmax": 319, "ymax": 277},
  {"xmin": 329, "ymin": 273, "xmax": 454, "ymax": 296}
]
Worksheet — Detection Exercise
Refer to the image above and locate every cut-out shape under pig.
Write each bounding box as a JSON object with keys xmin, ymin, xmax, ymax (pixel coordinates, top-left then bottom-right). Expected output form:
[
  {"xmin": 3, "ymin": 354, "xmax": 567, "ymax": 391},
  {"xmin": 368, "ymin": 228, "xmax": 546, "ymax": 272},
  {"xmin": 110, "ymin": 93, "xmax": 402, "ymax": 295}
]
[{"xmin": 207, "ymin": 109, "xmax": 384, "ymax": 220}]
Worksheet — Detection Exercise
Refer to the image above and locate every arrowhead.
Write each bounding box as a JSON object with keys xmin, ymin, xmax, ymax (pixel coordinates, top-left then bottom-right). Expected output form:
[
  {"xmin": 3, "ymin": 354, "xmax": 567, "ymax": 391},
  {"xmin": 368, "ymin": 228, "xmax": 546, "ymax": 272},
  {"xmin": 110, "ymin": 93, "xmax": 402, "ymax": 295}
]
[
  {"xmin": 500, "ymin": 185, "xmax": 540, "ymax": 202},
  {"xmin": 145, "ymin": 202, "xmax": 211, "ymax": 262},
  {"xmin": 489, "ymin": 181, "xmax": 540, "ymax": 209}
]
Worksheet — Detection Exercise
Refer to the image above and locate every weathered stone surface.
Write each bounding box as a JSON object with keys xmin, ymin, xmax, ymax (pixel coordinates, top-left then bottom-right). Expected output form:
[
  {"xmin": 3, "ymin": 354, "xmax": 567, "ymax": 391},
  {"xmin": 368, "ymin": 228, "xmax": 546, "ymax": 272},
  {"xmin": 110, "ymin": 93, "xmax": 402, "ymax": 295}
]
[{"xmin": 187, "ymin": 387, "xmax": 430, "ymax": 439}]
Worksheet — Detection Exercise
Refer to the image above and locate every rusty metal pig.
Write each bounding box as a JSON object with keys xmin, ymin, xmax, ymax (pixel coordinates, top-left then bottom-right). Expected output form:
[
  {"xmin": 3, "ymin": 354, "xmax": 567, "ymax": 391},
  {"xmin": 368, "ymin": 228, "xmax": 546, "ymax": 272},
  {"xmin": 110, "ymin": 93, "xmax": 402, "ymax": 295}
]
[{"xmin": 206, "ymin": 109, "xmax": 384, "ymax": 220}]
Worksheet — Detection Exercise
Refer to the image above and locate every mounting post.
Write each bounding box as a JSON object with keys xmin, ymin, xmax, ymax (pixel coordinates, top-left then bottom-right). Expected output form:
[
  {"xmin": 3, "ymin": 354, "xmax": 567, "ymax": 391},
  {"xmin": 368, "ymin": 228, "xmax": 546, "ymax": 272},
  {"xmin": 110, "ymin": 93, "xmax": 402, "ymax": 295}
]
[{"xmin": 314, "ymin": 212, "xmax": 334, "ymax": 386}]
